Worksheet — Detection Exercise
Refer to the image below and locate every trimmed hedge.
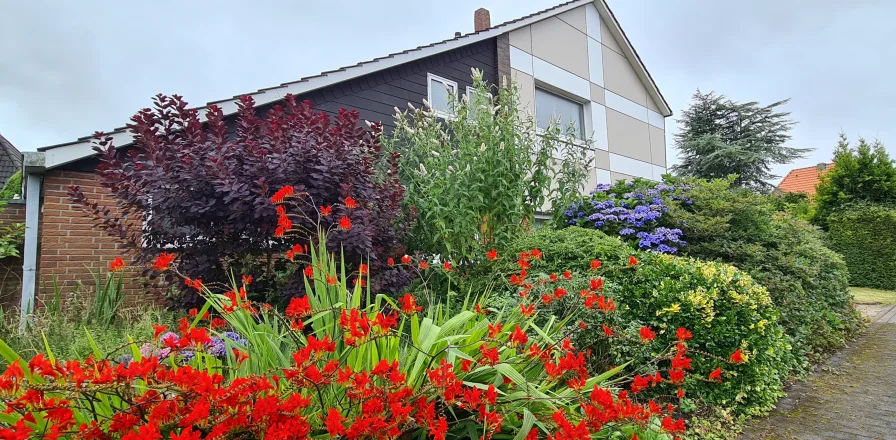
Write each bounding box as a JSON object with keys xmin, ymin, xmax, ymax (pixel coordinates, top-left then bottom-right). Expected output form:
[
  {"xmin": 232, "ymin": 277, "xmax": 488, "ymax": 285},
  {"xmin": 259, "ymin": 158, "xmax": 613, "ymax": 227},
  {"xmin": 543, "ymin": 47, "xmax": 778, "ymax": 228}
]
[
  {"xmin": 828, "ymin": 205, "xmax": 896, "ymax": 290},
  {"xmin": 491, "ymin": 227, "xmax": 790, "ymax": 414}
]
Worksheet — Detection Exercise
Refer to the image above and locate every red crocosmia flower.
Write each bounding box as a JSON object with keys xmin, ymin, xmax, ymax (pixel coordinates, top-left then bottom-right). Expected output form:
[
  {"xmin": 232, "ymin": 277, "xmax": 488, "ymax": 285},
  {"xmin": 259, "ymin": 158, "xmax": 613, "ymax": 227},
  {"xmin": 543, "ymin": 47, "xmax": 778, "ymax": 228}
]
[
  {"xmin": 628, "ymin": 256, "xmax": 639, "ymax": 266},
  {"xmin": 562, "ymin": 270, "xmax": 572, "ymax": 280},
  {"xmin": 708, "ymin": 367, "xmax": 723, "ymax": 382},
  {"xmin": 442, "ymin": 261, "xmax": 452, "ymax": 271},
  {"xmin": 677, "ymin": 387, "xmax": 685, "ymax": 398},
  {"xmin": 401, "ymin": 255, "xmax": 411, "ymax": 265},
  {"xmin": 487, "ymin": 249, "xmax": 498, "ymax": 260},
  {"xmin": 730, "ymin": 349, "xmax": 744, "ymax": 364},
  {"xmin": 152, "ymin": 252, "xmax": 176, "ymax": 271},
  {"xmin": 109, "ymin": 257, "xmax": 125, "ymax": 272},
  {"xmin": 242, "ymin": 275, "xmax": 253, "ymax": 285},
  {"xmin": 478, "ymin": 344, "xmax": 500, "ymax": 366},
  {"xmin": 553, "ymin": 287, "xmax": 568, "ymax": 299},
  {"xmin": 270, "ymin": 185, "xmax": 294, "ymax": 204},
  {"xmin": 590, "ymin": 278, "xmax": 603, "ymax": 290},
  {"xmin": 526, "ymin": 429, "xmax": 541, "ymax": 440},
  {"xmin": 520, "ymin": 303, "xmax": 536, "ymax": 317},
  {"xmin": 590, "ymin": 259, "xmax": 602, "ymax": 270},
  {"xmin": 631, "ymin": 434, "xmax": 639, "ymax": 440},
  {"xmin": 326, "ymin": 275, "xmax": 337, "ymax": 286},
  {"xmin": 188, "ymin": 308, "xmax": 198, "ymax": 317},
  {"xmin": 358, "ymin": 263, "xmax": 368, "ymax": 275},
  {"xmin": 210, "ymin": 317, "xmax": 227, "ymax": 329},
  {"xmin": 509, "ymin": 325, "xmax": 528, "ymax": 347},
  {"xmin": 337, "ymin": 215, "xmax": 352, "ymax": 230},
  {"xmin": 419, "ymin": 260, "xmax": 429, "ymax": 270},
  {"xmin": 398, "ymin": 294, "xmax": 422, "ymax": 315},
  {"xmin": 639, "ymin": 326, "xmax": 656, "ymax": 342},
  {"xmin": 152, "ymin": 325, "xmax": 168, "ymax": 340},
  {"xmin": 676, "ymin": 327, "xmax": 693, "ymax": 341},
  {"xmin": 276, "ymin": 205, "xmax": 287, "ymax": 216},
  {"xmin": 171, "ymin": 427, "xmax": 201, "ymax": 440},
  {"xmin": 430, "ymin": 417, "xmax": 448, "ymax": 440},
  {"xmin": 487, "ymin": 322, "xmax": 503, "ymax": 338},
  {"xmin": 325, "ymin": 407, "xmax": 346, "ymax": 436},
  {"xmin": 233, "ymin": 349, "xmax": 249, "ymax": 364},
  {"xmin": 320, "ymin": 205, "xmax": 332, "ymax": 216},
  {"xmin": 602, "ymin": 325, "xmax": 614, "ymax": 337},
  {"xmin": 285, "ymin": 296, "xmax": 311, "ymax": 318},
  {"xmin": 387, "ymin": 257, "xmax": 395, "ymax": 266},
  {"xmin": 549, "ymin": 273, "xmax": 558, "ymax": 282},
  {"xmin": 531, "ymin": 249, "xmax": 542, "ymax": 259},
  {"xmin": 661, "ymin": 416, "xmax": 687, "ymax": 433},
  {"xmin": 669, "ymin": 369, "xmax": 685, "ymax": 383},
  {"xmin": 541, "ymin": 294, "xmax": 553, "ymax": 305},
  {"xmin": 344, "ymin": 197, "xmax": 359, "ymax": 209},
  {"xmin": 475, "ymin": 304, "xmax": 489, "ymax": 315}
]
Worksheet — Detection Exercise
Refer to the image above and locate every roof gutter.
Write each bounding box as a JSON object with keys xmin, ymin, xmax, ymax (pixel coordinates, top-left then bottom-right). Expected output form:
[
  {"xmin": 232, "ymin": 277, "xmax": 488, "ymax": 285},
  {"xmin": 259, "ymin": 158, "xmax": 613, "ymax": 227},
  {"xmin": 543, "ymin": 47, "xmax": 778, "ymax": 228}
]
[{"xmin": 19, "ymin": 152, "xmax": 44, "ymax": 330}]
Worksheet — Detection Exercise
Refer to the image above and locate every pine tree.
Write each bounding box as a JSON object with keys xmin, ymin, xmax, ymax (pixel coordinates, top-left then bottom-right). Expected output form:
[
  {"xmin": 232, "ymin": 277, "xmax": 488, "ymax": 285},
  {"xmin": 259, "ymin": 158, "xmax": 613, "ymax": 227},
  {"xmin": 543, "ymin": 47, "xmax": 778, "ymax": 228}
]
[
  {"xmin": 672, "ymin": 90, "xmax": 811, "ymax": 190},
  {"xmin": 813, "ymin": 133, "xmax": 896, "ymax": 228}
]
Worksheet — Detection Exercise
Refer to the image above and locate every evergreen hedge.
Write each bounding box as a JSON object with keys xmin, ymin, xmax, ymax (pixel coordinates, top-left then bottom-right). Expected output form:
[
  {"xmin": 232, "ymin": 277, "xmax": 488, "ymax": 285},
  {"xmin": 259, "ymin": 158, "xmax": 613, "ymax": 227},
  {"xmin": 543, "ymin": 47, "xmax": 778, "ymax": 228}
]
[{"xmin": 828, "ymin": 205, "xmax": 896, "ymax": 291}]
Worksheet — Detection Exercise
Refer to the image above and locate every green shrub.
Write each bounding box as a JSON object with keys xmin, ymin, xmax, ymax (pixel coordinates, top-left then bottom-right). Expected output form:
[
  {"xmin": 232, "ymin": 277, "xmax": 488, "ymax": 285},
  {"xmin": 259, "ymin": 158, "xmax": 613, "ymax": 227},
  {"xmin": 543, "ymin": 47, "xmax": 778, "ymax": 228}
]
[
  {"xmin": 828, "ymin": 204, "xmax": 896, "ymax": 290},
  {"xmin": 0, "ymin": 170, "xmax": 21, "ymax": 200},
  {"xmin": 489, "ymin": 227, "xmax": 791, "ymax": 414},
  {"xmin": 560, "ymin": 177, "xmax": 861, "ymax": 369}
]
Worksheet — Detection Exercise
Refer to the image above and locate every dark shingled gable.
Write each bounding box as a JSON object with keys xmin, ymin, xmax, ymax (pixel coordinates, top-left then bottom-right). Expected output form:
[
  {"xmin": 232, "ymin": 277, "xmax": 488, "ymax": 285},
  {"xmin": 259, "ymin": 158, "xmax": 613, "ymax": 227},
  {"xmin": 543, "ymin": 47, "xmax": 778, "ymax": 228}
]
[{"xmin": 0, "ymin": 133, "xmax": 23, "ymax": 188}]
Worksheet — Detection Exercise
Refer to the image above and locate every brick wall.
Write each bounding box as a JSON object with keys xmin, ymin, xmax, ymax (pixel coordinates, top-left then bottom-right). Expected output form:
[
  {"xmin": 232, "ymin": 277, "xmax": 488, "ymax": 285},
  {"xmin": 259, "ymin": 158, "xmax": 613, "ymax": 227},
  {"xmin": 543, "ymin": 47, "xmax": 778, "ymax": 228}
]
[
  {"xmin": 0, "ymin": 201, "xmax": 25, "ymax": 308},
  {"xmin": 38, "ymin": 170, "xmax": 160, "ymax": 307}
]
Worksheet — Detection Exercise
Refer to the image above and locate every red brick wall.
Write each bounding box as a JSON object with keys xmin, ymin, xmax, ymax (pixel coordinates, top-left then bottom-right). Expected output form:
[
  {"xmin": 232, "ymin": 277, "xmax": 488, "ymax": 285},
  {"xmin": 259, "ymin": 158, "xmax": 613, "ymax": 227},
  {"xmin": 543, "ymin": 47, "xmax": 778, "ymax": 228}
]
[
  {"xmin": 0, "ymin": 201, "xmax": 25, "ymax": 308},
  {"xmin": 38, "ymin": 170, "xmax": 160, "ymax": 307}
]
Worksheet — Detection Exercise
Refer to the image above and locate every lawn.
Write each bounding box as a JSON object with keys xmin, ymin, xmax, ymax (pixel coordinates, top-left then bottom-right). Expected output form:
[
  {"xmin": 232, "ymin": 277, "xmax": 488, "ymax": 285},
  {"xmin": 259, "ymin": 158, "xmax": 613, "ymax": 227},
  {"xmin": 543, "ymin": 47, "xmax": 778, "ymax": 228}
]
[{"xmin": 850, "ymin": 286, "xmax": 896, "ymax": 304}]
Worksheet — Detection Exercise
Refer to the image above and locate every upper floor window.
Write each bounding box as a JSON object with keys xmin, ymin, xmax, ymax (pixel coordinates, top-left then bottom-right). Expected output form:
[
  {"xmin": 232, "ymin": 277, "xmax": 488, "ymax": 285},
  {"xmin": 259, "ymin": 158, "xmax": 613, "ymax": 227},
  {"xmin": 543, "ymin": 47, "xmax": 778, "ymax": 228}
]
[
  {"xmin": 427, "ymin": 73, "xmax": 458, "ymax": 118},
  {"xmin": 535, "ymin": 88, "xmax": 585, "ymax": 140}
]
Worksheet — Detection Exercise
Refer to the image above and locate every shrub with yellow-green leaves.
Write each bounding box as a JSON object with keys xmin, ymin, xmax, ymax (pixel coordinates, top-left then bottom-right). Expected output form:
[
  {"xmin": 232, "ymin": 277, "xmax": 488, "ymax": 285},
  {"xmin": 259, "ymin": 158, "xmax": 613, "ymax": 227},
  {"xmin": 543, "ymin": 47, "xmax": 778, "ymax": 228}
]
[{"xmin": 492, "ymin": 228, "xmax": 791, "ymax": 415}]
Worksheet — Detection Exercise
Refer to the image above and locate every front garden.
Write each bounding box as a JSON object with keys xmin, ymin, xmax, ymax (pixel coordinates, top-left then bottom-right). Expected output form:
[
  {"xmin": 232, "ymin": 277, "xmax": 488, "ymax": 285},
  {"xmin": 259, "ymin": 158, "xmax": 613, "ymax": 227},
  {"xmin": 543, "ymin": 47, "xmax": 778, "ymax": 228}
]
[{"xmin": 0, "ymin": 74, "xmax": 867, "ymax": 439}]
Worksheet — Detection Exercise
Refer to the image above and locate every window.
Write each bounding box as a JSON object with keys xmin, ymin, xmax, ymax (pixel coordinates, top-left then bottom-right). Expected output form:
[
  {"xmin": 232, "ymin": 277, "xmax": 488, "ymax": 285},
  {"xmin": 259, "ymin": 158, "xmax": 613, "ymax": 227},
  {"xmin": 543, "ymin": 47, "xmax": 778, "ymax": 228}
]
[
  {"xmin": 427, "ymin": 73, "xmax": 458, "ymax": 118},
  {"xmin": 535, "ymin": 88, "xmax": 585, "ymax": 140}
]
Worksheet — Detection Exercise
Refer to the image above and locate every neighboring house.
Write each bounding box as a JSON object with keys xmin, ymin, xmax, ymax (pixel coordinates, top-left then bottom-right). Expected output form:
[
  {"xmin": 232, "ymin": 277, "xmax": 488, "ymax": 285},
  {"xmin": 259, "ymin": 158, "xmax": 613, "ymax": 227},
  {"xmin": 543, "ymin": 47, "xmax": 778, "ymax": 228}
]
[
  {"xmin": 0, "ymin": 133, "xmax": 23, "ymax": 192},
  {"xmin": 777, "ymin": 163, "xmax": 834, "ymax": 197},
  {"xmin": 15, "ymin": 0, "xmax": 671, "ymax": 313}
]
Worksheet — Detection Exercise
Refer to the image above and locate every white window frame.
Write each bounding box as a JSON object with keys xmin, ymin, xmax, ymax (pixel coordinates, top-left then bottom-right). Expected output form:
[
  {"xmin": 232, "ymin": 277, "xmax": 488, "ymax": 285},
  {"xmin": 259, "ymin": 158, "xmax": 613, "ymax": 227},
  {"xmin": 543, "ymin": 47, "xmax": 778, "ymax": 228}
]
[
  {"xmin": 427, "ymin": 73, "xmax": 458, "ymax": 119},
  {"xmin": 534, "ymin": 86, "xmax": 587, "ymax": 142}
]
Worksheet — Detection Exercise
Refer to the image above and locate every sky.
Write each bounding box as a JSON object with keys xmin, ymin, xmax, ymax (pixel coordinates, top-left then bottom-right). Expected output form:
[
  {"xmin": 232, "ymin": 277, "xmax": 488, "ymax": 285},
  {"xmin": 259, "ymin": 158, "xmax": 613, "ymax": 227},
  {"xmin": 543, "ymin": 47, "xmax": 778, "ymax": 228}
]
[{"xmin": 2, "ymin": 0, "xmax": 895, "ymax": 184}]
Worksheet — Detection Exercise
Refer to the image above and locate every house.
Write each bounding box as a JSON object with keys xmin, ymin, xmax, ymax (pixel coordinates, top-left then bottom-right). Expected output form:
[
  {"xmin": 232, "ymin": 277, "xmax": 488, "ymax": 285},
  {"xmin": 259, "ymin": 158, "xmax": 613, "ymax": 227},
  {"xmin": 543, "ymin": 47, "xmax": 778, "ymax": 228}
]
[
  {"xmin": 15, "ymin": 0, "xmax": 671, "ymax": 314},
  {"xmin": 777, "ymin": 163, "xmax": 834, "ymax": 197},
  {"xmin": 0, "ymin": 133, "xmax": 23, "ymax": 193},
  {"xmin": 0, "ymin": 133, "xmax": 24, "ymax": 308}
]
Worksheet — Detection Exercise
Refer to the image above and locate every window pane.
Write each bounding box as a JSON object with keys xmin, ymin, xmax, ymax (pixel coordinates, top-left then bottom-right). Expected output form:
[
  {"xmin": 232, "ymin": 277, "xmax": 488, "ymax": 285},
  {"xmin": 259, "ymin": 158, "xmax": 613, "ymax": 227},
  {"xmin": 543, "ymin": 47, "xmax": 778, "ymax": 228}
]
[
  {"xmin": 535, "ymin": 88, "xmax": 584, "ymax": 139},
  {"xmin": 429, "ymin": 78, "xmax": 455, "ymax": 115}
]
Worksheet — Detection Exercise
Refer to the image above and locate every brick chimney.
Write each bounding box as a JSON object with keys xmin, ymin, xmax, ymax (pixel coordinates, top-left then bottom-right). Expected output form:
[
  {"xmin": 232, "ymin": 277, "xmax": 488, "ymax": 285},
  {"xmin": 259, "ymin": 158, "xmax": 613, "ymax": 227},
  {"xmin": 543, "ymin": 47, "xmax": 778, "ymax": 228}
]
[{"xmin": 474, "ymin": 8, "xmax": 491, "ymax": 32}]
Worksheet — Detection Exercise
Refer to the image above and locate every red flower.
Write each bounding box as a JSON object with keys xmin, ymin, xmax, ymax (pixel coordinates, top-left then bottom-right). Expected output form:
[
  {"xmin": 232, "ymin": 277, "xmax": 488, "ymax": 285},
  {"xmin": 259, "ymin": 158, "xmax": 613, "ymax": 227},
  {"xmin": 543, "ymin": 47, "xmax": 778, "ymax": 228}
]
[
  {"xmin": 233, "ymin": 349, "xmax": 249, "ymax": 365},
  {"xmin": 320, "ymin": 205, "xmax": 332, "ymax": 216},
  {"xmin": 487, "ymin": 249, "xmax": 498, "ymax": 260},
  {"xmin": 303, "ymin": 266, "xmax": 314, "ymax": 279},
  {"xmin": 338, "ymin": 216, "xmax": 352, "ymax": 230},
  {"xmin": 549, "ymin": 273, "xmax": 558, "ymax": 282},
  {"xmin": 562, "ymin": 270, "xmax": 572, "ymax": 280},
  {"xmin": 661, "ymin": 416, "xmax": 686, "ymax": 433},
  {"xmin": 419, "ymin": 260, "xmax": 429, "ymax": 270},
  {"xmin": 401, "ymin": 255, "xmax": 411, "ymax": 265},
  {"xmin": 509, "ymin": 325, "xmax": 528, "ymax": 347},
  {"xmin": 152, "ymin": 252, "xmax": 176, "ymax": 271},
  {"xmin": 109, "ymin": 257, "xmax": 125, "ymax": 272},
  {"xmin": 442, "ymin": 261, "xmax": 452, "ymax": 271},
  {"xmin": 270, "ymin": 185, "xmax": 294, "ymax": 203},
  {"xmin": 398, "ymin": 294, "xmax": 422, "ymax": 315},
  {"xmin": 628, "ymin": 256, "xmax": 639, "ymax": 266},
  {"xmin": 677, "ymin": 387, "xmax": 685, "ymax": 398},
  {"xmin": 729, "ymin": 349, "xmax": 744, "ymax": 364},
  {"xmin": 487, "ymin": 322, "xmax": 503, "ymax": 338},
  {"xmin": 285, "ymin": 296, "xmax": 311, "ymax": 318},
  {"xmin": 387, "ymin": 257, "xmax": 395, "ymax": 266},
  {"xmin": 326, "ymin": 275, "xmax": 337, "ymax": 286},
  {"xmin": 325, "ymin": 407, "xmax": 346, "ymax": 436},
  {"xmin": 708, "ymin": 367, "xmax": 722, "ymax": 382},
  {"xmin": 639, "ymin": 326, "xmax": 656, "ymax": 342},
  {"xmin": 359, "ymin": 263, "xmax": 368, "ymax": 275},
  {"xmin": 676, "ymin": 327, "xmax": 692, "ymax": 341},
  {"xmin": 590, "ymin": 259, "xmax": 602, "ymax": 270},
  {"xmin": 478, "ymin": 344, "xmax": 500, "ymax": 366},
  {"xmin": 531, "ymin": 249, "xmax": 542, "ymax": 259},
  {"xmin": 552, "ymin": 287, "xmax": 568, "ymax": 299},
  {"xmin": 602, "ymin": 325, "xmax": 614, "ymax": 337},
  {"xmin": 242, "ymin": 275, "xmax": 253, "ymax": 285},
  {"xmin": 152, "ymin": 325, "xmax": 168, "ymax": 340},
  {"xmin": 590, "ymin": 278, "xmax": 603, "ymax": 290},
  {"xmin": 344, "ymin": 197, "xmax": 358, "ymax": 209},
  {"xmin": 429, "ymin": 417, "xmax": 448, "ymax": 440},
  {"xmin": 520, "ymin": 303, "xmax": 536, "ymax": 317}
]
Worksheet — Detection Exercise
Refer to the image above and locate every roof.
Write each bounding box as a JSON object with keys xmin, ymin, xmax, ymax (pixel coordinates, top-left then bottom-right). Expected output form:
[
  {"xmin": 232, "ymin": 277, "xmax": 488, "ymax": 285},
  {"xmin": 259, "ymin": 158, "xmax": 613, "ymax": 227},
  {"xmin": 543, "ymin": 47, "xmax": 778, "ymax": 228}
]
[
  {"xmin": 0, "ymin": 132, "xmax": 23, "ymax": 186},
  {"xmin": 777, "ymin": 163, "xmax": 834, "ymax": 196},
  {"xmin": 37, "ymin": 0, "xmax": 671, "ymax": 169}
]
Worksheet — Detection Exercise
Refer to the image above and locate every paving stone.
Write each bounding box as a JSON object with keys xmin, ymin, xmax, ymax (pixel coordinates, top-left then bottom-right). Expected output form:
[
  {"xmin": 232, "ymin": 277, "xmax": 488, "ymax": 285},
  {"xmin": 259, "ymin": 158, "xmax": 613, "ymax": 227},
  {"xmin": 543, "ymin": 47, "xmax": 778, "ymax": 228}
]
[{"xmin": 740, "ymin": 322, "xmax": 896, "ymax": 440}]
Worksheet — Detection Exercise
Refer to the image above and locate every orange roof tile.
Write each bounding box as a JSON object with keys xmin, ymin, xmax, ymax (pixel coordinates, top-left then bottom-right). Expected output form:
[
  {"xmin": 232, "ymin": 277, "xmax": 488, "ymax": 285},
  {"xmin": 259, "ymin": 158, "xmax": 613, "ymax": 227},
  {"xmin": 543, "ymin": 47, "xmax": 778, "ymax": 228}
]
[{"xmin": 777, "ymin": 163, "xmax": 834, "ymax": 196}]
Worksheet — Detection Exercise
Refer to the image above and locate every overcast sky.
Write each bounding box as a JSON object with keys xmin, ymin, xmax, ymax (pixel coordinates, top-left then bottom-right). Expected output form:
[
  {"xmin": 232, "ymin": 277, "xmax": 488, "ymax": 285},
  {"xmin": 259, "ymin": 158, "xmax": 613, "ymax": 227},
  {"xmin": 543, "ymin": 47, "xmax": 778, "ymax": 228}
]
[{"xmin": 2, "ymin": 0, "xmax": 894, "ymax": 183}]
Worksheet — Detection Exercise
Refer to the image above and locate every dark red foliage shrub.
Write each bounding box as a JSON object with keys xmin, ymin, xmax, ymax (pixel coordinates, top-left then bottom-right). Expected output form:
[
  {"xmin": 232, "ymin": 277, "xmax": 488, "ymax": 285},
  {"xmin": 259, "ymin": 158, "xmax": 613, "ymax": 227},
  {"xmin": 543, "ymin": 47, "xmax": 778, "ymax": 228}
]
[{"xmin": 69, "ymin": 94, "xmax": 413, "ymax": 307}]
